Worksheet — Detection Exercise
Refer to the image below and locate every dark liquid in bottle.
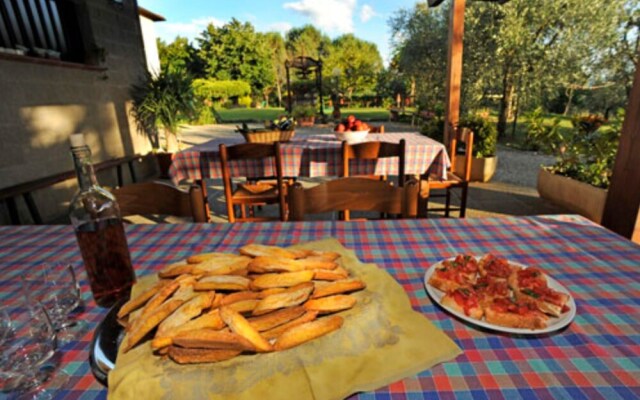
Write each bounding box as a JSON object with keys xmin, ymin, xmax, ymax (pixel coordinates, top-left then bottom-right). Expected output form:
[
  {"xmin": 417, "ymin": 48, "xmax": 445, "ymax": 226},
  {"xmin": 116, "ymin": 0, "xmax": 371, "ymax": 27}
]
[{"xmin": 75, "ymin": 218, "xmax": 136, "ymax": 307}]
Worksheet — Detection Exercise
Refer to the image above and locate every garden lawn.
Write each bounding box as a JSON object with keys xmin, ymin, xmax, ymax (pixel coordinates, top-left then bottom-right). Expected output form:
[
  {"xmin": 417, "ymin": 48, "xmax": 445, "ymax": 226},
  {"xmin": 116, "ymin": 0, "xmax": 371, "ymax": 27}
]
[
  {"xmin": 215, "ymin": 107, "xmax": 391, "ymax": 123},
  {"xmin": 217, "ymin": 108, "xmax": 285, "ymax": 122}
]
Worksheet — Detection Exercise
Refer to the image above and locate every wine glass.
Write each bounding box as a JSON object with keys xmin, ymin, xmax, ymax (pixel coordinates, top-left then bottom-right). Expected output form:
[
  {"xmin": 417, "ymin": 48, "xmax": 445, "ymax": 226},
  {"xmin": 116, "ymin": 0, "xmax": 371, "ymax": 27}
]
[
  {"xmin": 21, "ymin": 264, "xmax": 83, "ymax": 341},
  {"xmin": 0, "ymin": 302, "xmax": 57, "ymax": 399}
]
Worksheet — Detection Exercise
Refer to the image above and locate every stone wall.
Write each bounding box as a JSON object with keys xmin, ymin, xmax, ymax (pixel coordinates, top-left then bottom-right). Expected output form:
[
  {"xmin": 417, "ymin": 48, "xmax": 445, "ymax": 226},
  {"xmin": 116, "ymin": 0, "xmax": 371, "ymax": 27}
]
[{"xmin": 0, "ymin": 0, "xmax": 156, "ymax": 224}]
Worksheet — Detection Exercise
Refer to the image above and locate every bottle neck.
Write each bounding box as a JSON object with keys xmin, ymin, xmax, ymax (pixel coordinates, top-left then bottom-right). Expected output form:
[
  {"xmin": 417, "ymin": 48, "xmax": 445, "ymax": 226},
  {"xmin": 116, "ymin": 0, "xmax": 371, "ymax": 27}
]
[{"xmin": 71, "ymin": 146, "xmax": 98, "ymax": 190}]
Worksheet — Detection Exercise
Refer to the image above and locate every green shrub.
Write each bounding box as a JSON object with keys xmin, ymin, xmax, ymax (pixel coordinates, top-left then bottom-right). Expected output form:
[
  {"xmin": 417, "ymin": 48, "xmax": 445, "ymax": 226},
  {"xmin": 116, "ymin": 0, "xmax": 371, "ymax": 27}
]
[
  {"xmin": 292, "ymin": 104, "xmax": 316, "ymax": 118},
  {"xmin": 459, "ymin": 114, "xmax": 497, "ymax": 158},
  {"xmin": 524, "ymin": 107, "xmax": 563, "ymax": 153},
  {"xmin": 192, "ymin": 79, "xmax": 251, "ymax": 101},
  {"xmin": 548, "ymin": 111, "xmax": 622, "ymax": 189},
  {"xmin": 420, "ymin": 116, "xmax": 444, "ymax": 143},
  {"xmin": 130, "ymin": 70, "xmax": 195, "ymax": 150},
  {"xmin": 238, "ymin": 95, "xmax": 252, "ymax": 108}
]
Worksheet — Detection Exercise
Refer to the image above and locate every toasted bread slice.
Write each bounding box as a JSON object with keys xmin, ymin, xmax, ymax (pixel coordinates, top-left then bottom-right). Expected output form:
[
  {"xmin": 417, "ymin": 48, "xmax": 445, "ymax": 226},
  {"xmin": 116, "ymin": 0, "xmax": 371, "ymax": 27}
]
[
  {"xmin": 251, "ymin": 271, "xmax": 315, "ymax": 289},
  {"xmin": 248, "ymin": 256, "xmax": 337, "ymax": 273},
  {"xmin": 158, "ymin": 263, "xmax": 195, "ymax": 279},
  {"xmin": 312, "ymin": 266, "xmax": 349, "ymax": 281},
  {"xmin": 239, "ymin": 244, "xmax": 309, "ymax": 259},
  {"xmin": 168, "ymin": 347, "xmax": 242, "ymax": 364},
  {"xmin": 125, "ymin": 298, "xmax": 185, "ymax": 352},
  {"xmin": 515, "ymin": 286, "xmax": 570, "ymax": 317},
  {"xmin": 274, "ymin": 315, "xmax": 344, "ymax": 350},
  {"xmin": 261, "ymin": 311, "xmax": 319, "ymax": 340},
  {"xmin": 219, "ymin": 307, "xmax": 272, "ymax": 352},
  {"xmin": 483, "ymin": 297, "xmax": 547, "ymax": 330},
  {"xmin": 247, "ymin": 306, "xmax": 306, "ymax": 332},
  {"xmin": 191, "ymin": 256, "xmax": 252, "ymax": 276},
  {"xmin": 118, "ymin": 280, "xmax": 168, "ymax": 319},
  {"xmin": 303, "ymin": 295, "xmax": 356, "ymax": 314},
  {"xmin": 156, "ymin": 292, "xmax": 215, "ymax": 338},
  {"xmin": 187, "ymin": 252, "xmax": 235, "ymax": 264},
  {"xmin": 311, "ymin": 279, "xmax": 366, "ymax": 299},
  {"xmin": 478, "ymin": 254, "xmax": 518, "ymax": 281},
  {"xmin": 252, "ymin": 282, "xmax": 315, "ymax": 316},
  {"xmin": 172, "ymin": 328, "xmax": 255, "ymax": 351},
  {"xmin": 194, "ymin": 275, "xmax": 251, "ymax": 291},
  {"xmin": 441, "ymin": 287, "xmax": 483, "ymax": 320}
]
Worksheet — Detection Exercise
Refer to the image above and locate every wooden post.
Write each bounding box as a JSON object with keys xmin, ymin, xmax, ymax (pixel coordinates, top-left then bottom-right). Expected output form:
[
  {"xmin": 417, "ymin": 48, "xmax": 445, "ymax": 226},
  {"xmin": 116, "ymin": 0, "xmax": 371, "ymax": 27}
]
[
  {"xmin": 601, "ymin": 63, "xmax": 640, "ymax": 243},
  {"xmin": 443, "ymin": 0, "xmax": 465, "ymax": 147}
]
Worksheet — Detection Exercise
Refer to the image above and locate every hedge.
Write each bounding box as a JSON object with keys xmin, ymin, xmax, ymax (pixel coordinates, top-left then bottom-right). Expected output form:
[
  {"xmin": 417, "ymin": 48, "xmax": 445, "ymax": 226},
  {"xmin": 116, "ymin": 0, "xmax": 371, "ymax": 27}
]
[{"xmin": 192, "ymin": 79, "xmax": 251, "ymax": 100}]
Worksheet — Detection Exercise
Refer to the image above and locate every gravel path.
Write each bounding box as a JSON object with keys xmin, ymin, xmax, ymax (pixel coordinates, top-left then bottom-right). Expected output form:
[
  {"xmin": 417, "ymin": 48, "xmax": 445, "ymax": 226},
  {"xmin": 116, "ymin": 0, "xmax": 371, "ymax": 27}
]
[{"xmin": 492, "ymin": 145, "xmax": 556, "ymax": 188}]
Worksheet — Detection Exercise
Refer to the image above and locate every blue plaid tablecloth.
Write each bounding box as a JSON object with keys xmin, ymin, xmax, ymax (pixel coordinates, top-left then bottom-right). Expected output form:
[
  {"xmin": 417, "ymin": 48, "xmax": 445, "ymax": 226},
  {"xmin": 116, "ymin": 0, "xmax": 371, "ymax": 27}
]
[
  {"xmin": 169, "ymin": 132, "xmax": 450, "ymax": 183},
  {"xmin": 0, "ymin": 215, "xmax": 638, "ymax": 399}
]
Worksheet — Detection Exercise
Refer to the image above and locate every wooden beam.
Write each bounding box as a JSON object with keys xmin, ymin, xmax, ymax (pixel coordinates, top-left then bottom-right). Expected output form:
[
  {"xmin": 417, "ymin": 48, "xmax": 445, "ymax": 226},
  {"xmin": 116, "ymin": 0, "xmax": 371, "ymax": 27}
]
[
  {"xmin": 601, "ymin": 62, "xmax": 640, "ymax": 243},
  {"xmin": 444, "ymin": 0, "xmax": 465, "ymax": 146}
]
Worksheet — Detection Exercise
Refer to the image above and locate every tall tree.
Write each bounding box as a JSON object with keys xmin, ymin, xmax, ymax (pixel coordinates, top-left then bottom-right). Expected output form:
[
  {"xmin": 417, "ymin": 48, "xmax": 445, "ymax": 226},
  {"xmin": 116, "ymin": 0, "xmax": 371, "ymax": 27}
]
[
  {"xmin": 197, "ymin": 19, "xmax": 274, "ymax": 97},
  {"xmin": 285, "ymin": 25, "xmax": 332, "ymax": 60},
  {"xmin": 264, "ymin": 32, "xmax": 288, "ymax": 107},
  {"xmin": 157, "ymin": 37, "xmax": 202, "ymax": 76},
  {"xmin": 389, "ymin": 3, "xmax": 449, "ymax": 109},
  {"xmin": 324, "ymin": 34, "xmax": 383, "ymax": 101}
]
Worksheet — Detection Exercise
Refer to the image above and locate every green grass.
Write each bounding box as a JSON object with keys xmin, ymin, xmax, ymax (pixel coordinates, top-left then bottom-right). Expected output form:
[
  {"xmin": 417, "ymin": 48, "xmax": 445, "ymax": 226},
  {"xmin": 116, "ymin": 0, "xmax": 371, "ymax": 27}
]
[
  {"xmin": 339, "ymin": 108, "xmax": 390, "ymax": 121},
  {"xmin": 488, "ymin": 112, "xmax": 574, "ymax": 149},
  {"xmin": 215, "ymin": 107, "xmax": 392, "ymax": 123},
  {"xmin": 216, "ymin": 107, "xmax": 286, "ymax": 123}
]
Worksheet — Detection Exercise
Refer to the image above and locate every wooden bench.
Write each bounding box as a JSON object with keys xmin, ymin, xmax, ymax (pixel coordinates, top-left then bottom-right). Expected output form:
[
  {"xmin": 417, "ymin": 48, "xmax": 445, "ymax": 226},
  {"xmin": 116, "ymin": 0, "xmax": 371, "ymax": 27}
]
[{"xmin": 0, "ymin": 154, "xmax": 151, "ymax": 224}]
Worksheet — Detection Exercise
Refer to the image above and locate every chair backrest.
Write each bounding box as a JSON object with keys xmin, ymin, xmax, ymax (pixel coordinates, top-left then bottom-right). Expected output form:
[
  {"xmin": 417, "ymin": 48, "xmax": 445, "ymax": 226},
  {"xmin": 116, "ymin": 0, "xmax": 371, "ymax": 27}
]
[
  {"xmin": 449, "ymin": 125, "xmax": 474, "ymax": 181},
  {"xmin": 218, "ymin": 142, "xmax": 286, "ymax": 221},
  {"xmin": 342, "ymin": 139, "xmax": 406, "ymax": 187},
  {"xmin": 370, "ymin": 125, "xmax": 385, "ymax": 133},
  {"xmin": 112, "ymin": 181, "xmax": 207, "ymax": 223},
  {"xmin": 288, "ymin": 177, "xmax": 418, "ymax": 221}
]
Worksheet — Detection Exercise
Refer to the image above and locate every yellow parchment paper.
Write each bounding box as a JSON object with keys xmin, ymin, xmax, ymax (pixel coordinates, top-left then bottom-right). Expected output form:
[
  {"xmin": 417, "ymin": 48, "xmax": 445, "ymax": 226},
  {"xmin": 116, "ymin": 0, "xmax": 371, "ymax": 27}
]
[{"xmin": 108, "ymin": 238, "xmax": 462, "ymax": 400}]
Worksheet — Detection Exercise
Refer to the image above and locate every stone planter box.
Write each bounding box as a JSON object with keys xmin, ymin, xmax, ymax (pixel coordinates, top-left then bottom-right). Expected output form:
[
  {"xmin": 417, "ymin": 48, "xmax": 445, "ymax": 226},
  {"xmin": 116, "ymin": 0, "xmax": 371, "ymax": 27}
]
[
  {"xmin": 537, "ymin": 167, "xmax": 607, "ymax": 223},
  {"xmin": 296, "ymin": 116, "xmax": 315, "ymax": 127},
  {"xmin": 454, "ymin": 156, "xmax": 498, "ymax": 182}
]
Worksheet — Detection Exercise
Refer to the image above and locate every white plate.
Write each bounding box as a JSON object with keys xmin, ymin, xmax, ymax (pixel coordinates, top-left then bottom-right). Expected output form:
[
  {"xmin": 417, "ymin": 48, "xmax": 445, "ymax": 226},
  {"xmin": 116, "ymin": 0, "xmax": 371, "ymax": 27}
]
[{"xmin": 423, "ymin": 257, "xmax": 576, "ymax": 335}]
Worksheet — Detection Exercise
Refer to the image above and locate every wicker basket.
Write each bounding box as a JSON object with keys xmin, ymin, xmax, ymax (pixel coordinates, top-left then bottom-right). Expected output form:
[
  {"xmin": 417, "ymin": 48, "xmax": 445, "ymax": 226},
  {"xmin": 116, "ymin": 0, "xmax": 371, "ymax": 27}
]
[{"xmin": 241, "ymin": 129, "xmax": 295, "ymax": 143}]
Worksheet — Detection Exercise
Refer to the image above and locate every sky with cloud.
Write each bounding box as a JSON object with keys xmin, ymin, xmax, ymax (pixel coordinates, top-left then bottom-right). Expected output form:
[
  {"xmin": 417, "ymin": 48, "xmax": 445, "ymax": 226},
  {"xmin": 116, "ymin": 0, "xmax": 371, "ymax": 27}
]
[{"xmin": 138, "ymin": 0, "xmax": 419, "ymax": 66}]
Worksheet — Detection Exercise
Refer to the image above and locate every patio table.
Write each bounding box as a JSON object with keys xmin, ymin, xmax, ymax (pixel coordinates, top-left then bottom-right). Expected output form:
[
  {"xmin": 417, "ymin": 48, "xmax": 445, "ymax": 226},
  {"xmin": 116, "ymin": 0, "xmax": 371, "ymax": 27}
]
[
  {"xmin": 168, "ymin": 132, "xmax": 450, "ymax": 184},
  {"xmin": 0, "ymin": 215, "xmax": 639, "ymax": 398}
]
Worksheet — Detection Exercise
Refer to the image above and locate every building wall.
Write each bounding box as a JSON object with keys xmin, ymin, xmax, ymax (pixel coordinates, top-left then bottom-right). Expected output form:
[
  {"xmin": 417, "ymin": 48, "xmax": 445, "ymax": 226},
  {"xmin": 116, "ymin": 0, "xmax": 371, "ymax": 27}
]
[{"xmin": 0, "ymin": 0, "xmax": 156, "ymax": 224}]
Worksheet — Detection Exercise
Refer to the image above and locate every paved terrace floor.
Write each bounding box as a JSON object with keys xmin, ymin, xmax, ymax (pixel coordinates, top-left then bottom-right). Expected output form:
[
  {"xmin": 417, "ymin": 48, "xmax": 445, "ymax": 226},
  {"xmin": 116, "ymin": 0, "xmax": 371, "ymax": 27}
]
[{"xmin": 174, "ymin": 122, "xmax": 567, "ymax": 223}]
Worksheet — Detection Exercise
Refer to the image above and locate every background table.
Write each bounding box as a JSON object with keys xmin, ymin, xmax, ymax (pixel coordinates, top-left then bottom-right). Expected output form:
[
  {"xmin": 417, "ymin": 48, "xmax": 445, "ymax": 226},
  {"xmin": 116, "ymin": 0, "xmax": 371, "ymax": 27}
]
[
  {"xmin": 0, "ymin": 215, "xmax": 639, "ymax": 399},
  {"xmin": 169, "ymin": 132, "xmax": 450, "ymax": 183}
]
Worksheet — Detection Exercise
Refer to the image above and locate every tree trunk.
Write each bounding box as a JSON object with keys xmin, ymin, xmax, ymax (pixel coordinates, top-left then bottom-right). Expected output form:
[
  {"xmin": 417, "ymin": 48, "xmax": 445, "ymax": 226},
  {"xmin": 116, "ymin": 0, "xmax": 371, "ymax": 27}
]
[
  {"xmin": 410, "ymin": 78, "xmax": 416, "ymax": 107},
  {"xmin": 497, "ymin": 65, "xmax": 513, "ymax": 138},
  {"xmin": 276, "ymin": 80, "xmax": 282, "ymax": 108},
  {"xmin": 564, "ymin": 87, "xmax": 574, "ymax": 116}
]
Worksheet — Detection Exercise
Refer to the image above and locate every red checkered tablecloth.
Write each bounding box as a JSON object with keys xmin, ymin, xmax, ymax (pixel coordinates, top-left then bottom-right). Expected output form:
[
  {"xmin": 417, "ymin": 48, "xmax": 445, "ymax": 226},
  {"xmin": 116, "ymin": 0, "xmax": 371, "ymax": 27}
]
[
  {"xmin": 0, "ymin": 215, "xmax": 639, "ymax": 399},
  {"xmin": 169, "ymin": 133, "xmax": 450, "ymax": 183}
]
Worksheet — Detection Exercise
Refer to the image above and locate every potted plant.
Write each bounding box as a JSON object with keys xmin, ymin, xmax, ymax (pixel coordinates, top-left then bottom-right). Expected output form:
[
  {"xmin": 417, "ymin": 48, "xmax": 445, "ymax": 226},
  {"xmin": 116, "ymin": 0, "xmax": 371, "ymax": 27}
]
[
  {"xmin": 292, "ymin": 104, "xmax": 316, "ymax": 127},
  {"xmin": 130, "ymin": 70, "xmax": 195, "ymax": 178},
  {"xmin": 456, "ymin": 113, "xmax": 498, "ymax": 182},
  {"xmin": 537, "ymin": 112, "xmax": 620, "ymax": 223}
]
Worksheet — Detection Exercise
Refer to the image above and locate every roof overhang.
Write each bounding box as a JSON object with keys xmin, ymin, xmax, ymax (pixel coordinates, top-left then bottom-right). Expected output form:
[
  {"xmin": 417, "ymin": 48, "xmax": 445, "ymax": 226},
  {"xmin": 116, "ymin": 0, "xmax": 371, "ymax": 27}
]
[{"xmin": 138, "ymin": 6, "xmax": 166, "ymax": 22}]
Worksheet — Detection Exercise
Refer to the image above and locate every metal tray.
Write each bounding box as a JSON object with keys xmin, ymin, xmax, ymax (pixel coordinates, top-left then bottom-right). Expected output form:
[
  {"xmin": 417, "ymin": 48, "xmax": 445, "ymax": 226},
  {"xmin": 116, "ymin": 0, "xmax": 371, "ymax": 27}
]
[{"xmin": 89, "ymin": 298, "xmax": 126, "ymax": 387}]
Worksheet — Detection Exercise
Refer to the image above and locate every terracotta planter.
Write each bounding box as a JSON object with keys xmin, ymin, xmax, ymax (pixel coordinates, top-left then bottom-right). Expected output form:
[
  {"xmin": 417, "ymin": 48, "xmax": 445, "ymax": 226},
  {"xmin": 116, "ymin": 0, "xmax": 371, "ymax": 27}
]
[
  {"xmin": 454, "ymin": 156, "xmax": 498, "ymax": 182},
  {"xmin": 537, "ymin": 167, "xmax": 607, "ymax": 223},
  {"xmin": 297, "ymin": 116, "xmax": 315, "ymax": 127},
  {"xmin": 156, "ymin": 152, "xmax": 173, "ymax": 179}
]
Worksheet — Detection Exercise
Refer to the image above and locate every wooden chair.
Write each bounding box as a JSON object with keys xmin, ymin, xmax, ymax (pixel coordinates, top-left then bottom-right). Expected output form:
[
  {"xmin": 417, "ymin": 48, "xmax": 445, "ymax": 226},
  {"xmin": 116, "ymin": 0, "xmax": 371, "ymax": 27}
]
[
  {"xmin": 288, "ymin": 177, "xmax": 419, "ymax": 221},
  {"xmin": 112, "ymin": 181, "xmax": 207, "ymax": 223},
  {"xmin": 342, "ymin": 139, "xmax": 406, "ymax": 220},
  {"xmin": 419, "ymin": 125, "xmax": 473, "ymax": 218},
  {"xmin": 370, "ymin": 125, "xmax": 385, "ymax": 133},
  {"xmin": 216, "ymin": 142, "xmax": 286, "ymax": 223}
]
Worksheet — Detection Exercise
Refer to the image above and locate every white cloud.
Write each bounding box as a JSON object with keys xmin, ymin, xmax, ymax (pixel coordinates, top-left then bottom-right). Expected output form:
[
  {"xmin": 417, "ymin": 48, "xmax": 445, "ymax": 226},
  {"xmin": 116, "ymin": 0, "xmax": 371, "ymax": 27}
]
[
  {"xmin": 283, "ymin": 0, "xmax": 356, "ymax": 34},
  {"xmin": 268, "ymin": 22, "xmax": 293, "ymax": 35},
  {"xmin": 360, "ymin": 4, "xmax": 376, "ymax": 22},
  {"xmin": 155, "ymin": 17, "xmax": 224, "ymax": 42}
]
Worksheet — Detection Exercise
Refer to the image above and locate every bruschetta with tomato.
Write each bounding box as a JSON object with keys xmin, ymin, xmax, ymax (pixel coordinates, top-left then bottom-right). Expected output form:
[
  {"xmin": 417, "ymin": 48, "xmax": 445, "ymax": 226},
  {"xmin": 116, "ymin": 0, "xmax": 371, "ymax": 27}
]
[{"xmin": 441, "ymin": 287, "xmax": 484, "ymax": 320}]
